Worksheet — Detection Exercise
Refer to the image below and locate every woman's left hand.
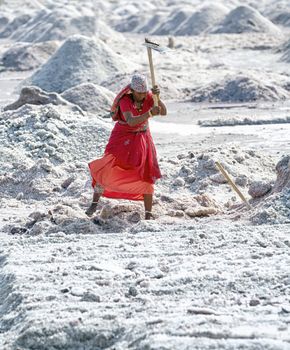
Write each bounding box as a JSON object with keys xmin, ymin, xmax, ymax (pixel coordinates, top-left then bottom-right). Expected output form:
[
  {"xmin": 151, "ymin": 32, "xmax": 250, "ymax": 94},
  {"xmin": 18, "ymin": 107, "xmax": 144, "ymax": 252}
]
[
  {"xmin": 152, "ymin": 85, "xmax": 160, "ymax": 95},
  {"xmin": 150, "ymin": 106, "xmax": 161, "ymax": 116}
]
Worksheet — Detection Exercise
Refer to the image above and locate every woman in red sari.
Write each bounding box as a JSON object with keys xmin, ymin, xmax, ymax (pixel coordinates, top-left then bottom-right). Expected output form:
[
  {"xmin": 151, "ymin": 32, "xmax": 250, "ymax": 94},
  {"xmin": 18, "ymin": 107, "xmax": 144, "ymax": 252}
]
[{"xmin": 86, "ymin": 73, "xmax": 167, "ymax": 220}]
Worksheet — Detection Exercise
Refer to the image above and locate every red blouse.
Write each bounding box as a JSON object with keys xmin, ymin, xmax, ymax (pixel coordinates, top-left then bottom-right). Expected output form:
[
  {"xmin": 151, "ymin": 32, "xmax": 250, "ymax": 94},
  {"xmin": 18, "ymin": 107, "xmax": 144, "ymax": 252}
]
[{"xmin": 119, "ymin": 92, "xmax": 154, "ymax": 122}]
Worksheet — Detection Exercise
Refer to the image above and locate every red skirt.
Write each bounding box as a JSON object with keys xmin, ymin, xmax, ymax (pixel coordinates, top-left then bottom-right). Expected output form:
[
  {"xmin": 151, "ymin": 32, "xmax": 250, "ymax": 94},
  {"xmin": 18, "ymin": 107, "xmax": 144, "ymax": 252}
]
[{"xmin": 89, "ymin": 124, "xmax": 161, "ymax": 201}]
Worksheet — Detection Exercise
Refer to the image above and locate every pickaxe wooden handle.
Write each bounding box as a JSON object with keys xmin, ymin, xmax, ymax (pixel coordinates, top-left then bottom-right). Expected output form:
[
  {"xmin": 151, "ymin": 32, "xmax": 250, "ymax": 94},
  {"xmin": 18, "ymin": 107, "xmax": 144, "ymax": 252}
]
[
  {"xmin": 215, "ymin": 161, "xmax": 252, "ymax": 210},
  {"xmin": 146, "ymin": 46, "xmax": 159, "ymax": 107}
]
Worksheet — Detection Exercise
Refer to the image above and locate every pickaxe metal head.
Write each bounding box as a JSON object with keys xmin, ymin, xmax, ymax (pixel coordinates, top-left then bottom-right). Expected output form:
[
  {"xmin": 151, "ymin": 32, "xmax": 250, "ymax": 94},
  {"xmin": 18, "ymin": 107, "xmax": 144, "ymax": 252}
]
[
  {"xmin": 143, "ymin": 37, "xmax": 171, "ymax": 53},
  {"xmin": 143, "ymin": 38, "xmax": 171, "ymax": 106}
]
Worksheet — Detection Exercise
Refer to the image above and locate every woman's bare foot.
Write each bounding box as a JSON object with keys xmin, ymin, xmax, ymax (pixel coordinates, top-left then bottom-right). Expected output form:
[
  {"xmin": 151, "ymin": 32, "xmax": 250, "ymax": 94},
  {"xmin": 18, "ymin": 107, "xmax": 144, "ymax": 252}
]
[
  {"xmin": 145, "ymin": 211, "xmax": 154, "ymax": 220},
  {"xmin": 85, "ymin": 202, "xmax": 98, "ymax": 217}
]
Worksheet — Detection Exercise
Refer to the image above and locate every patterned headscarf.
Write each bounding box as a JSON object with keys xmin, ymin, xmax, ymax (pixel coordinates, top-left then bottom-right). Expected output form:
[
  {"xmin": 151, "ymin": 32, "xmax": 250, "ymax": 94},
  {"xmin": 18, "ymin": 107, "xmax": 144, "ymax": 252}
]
[{"xmin": 130, "ymin": 73, "xmax": 148, "ymax": 93}]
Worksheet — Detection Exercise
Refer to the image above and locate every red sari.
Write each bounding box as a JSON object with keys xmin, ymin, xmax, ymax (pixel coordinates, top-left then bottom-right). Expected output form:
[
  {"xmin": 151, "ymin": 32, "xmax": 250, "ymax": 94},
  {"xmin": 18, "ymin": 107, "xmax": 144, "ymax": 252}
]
[{"xmin": 89, "ymin": 91, "xmax": 161, "ymax": 200}]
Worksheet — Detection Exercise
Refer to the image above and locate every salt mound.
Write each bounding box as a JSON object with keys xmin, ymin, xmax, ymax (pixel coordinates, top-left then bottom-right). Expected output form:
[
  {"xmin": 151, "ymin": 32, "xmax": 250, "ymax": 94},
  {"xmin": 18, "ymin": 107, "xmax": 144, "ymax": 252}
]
[
  {"xmin": 115, "ymin": 13, "xmax": 148, "ymax": 33},
  {"xmin": 0, "ymin": 13, "xmax": 31, "ymax": 38},
  {"xmin": 249, "ymin": 156, "xmax": 290, "ymax": 225},
  {"xmin": 280, "ymin": 39, "xmax": 290, "ymax": 62},
  {"xmin": 272, "ymin": 156, "xmax": 290, "ymax": 192},
  {"xmin": 10, "ymin": 7, "xmax": 97, "ymax": 43},
  {"xmin": 175, "ymin": 4, "xmax": 229, "ymax": 36},
  {"xmin": 191, "ymin": 75, "xmax": 289, "ymax": 103},
  {"xmin": 112, "ymin": 2, "xmax": 157, "ymax": 33},
  {"xmin": 112, "ymin": 2, "xmax": 155, "ymax": 18},
  {"xmin": 61, "ymin": 83, "xmax": 114, "ymax": 115},
  {"xmin": 3, "ymin": 86, "xmax": 82, "ymax": 113},
  {"xmin": 249, "ymin": 189, "xmax": 290, "ymax": 225},
  {"xmin": 198, "ymin": 116, "xmax": 290, "ymax": 127},
  {"xmin": 94, "ymin": 19, "xmax": 126, "ymax": 42},
  {"xmin": 138, "ymin": 13, "xmax": 167, "ymax": 34},
  {"xmin": 153, "ymin": 7, "xmax": 195, "ymax": 35},
  {"xmin": 212, "ymin": 5, "xmax": 280, "ymax": 34},
  {"xmin": 7, "ymin": 6, "xmax": 124, "ymax": 43},
  {"xmin": 1, "ymin": 0, "xmax": 46, "ymax": 10},
  {"xmin": 157, "ymin": 146, "xmax": 275, "ymax": 211},
  {"xmin": 0, "ymin": 41, "xmax": 58, "ymax": 71},
  {"xmin": 24, "ymin": 35, "xmax": 137, "ymax": 93},
  {"xmin": 0, "ymin": 104, "xmax": 110, "ymax": 169},
  {"xmin": 0, "ymin": 13, "xmax": 10, "ymax": 31},
  {"xmin": 270, "ymin": 10, "xmax": 290, "ymax": 27},
  {"xmin": 0, "ymin": 158, "xmax": 65, "ymax": 200}
]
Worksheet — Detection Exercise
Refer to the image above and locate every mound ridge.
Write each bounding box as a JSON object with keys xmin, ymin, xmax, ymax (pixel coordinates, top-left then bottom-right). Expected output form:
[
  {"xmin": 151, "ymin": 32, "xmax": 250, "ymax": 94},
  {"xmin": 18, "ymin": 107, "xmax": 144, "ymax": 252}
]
[
  {"xmin": 61, "ymin": 83, "xmax": 114, "ymax": 114},
  {"xmin": 1, "ymin": 41, "xmax": 58, "ymax": 71},
  {"xmin": 25, "ymin": 35, "xmax": 136, "ymax": 93},
  {"xmin": 11, "ymin": 7, "xmax": 96, "ymax": 42},
  {"xmin": 192, "ymin": 75, "xmax": 289, "ymax": 103},
  {"xmin": 213, "ymin": 5, "xmax": 280, "ymax": 34},
  {"xmin": 175, "ymin": 4, "xmax": 229, "ymax": 36}
]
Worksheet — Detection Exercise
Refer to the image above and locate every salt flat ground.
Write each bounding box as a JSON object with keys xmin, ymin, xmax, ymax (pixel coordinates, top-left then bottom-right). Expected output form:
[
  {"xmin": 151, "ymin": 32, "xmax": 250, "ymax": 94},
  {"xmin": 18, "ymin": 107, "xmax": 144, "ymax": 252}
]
[
  {"xmin": 0, "ymin": 1, "xmax": 290, "ymax": 348},
  {"xmin": 1, "ymin": 222, "xmax": 290, "ymax": 350}
]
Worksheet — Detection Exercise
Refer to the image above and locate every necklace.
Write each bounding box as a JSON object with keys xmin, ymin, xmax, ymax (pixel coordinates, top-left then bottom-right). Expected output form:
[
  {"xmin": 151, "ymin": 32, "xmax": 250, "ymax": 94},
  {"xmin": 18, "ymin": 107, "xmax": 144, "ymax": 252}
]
[{"xmin": 134, "ymin": 101, "xmax": 143, "ymax": 112}]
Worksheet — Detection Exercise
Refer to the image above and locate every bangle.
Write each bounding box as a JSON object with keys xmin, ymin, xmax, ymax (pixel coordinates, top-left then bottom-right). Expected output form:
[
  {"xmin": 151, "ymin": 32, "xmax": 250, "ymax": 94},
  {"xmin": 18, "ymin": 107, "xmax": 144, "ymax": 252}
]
[{"xmin": 148, "ymin": 109, "xmax": 152, "ymax": 118}]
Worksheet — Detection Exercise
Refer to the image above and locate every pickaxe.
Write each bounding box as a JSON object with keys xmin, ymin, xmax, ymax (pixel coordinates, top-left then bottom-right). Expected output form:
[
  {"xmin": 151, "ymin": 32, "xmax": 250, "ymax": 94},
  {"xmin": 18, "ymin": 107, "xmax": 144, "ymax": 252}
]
[{"xmin": 143, "ymin": 38, "xmax": 171, "ymax": 107}]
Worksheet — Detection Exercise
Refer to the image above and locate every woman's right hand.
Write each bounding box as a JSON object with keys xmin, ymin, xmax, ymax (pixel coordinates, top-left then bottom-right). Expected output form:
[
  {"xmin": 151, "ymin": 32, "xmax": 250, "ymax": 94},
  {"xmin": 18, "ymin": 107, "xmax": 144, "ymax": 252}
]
[{"xmin": 150, "ymin": 106, "xmax": 161, "ymax": 116}]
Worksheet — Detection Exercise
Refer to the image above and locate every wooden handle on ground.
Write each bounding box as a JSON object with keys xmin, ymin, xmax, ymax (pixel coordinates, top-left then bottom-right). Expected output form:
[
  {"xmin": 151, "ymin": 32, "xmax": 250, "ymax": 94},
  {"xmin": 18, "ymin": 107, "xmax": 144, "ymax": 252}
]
[
  {"xmin": 215, "ymin": 161, "xmax": 251, "ymax": 210},
  {"xmin": 147, "ymin": 47, "xmax": 159, "ymax": 107}
]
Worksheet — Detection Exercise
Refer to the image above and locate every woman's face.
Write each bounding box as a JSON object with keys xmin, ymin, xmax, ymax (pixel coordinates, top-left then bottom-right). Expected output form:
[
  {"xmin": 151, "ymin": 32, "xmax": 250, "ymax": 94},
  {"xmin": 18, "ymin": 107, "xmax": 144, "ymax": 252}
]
[{"xmin": 132, "ymin": 89, "xmax": 147, "ymax": 102}]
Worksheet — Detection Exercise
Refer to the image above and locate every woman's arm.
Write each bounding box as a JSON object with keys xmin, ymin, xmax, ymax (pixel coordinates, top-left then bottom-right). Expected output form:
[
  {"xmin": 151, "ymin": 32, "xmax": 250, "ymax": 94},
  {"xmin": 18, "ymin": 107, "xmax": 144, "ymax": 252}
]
[
  {"xmin": 123, "ymin": 105, "xmax": 162, "ymax": 126},
  {"xmin": 158, "ymin": 99, "xmax": 167, "ymax": 115},
  {"xmin": 152, "ymin": 86, "xmax": 167, "ymax": 116},
  {"xmin": 123, "ymin": 111, "xmax": 151, "ymax": 127}
]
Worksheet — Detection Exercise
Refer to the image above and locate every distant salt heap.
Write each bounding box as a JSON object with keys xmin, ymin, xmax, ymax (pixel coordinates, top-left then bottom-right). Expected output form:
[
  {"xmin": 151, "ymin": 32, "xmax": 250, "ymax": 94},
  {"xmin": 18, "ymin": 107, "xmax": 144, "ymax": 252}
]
[
  {"xmin": 112, "ymin": 2, "xmax": 157, "ymax": 33},
  {"xmin": 280, "ymin": 39, "xmax": 290, "ymax": 62},
  {"xmin": 0, "ymin": 13, "xmax": 10, "ymax": 31},
  {"xmin": 198, "ymin": 116, "xmax": 290, "ymax": 127},
  {"xmin": 115, "ymin": 13, "xmax": 149, "ymax": 33},
  {"xmin": 61, "ymin": 83, "xmax": 115, "ymax": 114},
  {"xmin": 152, "ymin": 7, "xmax": 195, "ymax": 35},
  {"xmin": 3, "ymin": 5, "xmax": 124, "ymax": 43},
  {"xmin": 0, "ymin": 41, "xmax": 59, "ymax": 71},
  {"xmin": 114, "ymin": 11, "xmax": 168, "ymax": 34},
  {"xmin": 130, "ymin": 4, "xmax": 228, "ymax": 36},
  {"xmin": 1, "ymin": 0, "xmax": 45, "ymax": 10},
  {"xmin": 0, "ymin": 13, "xmax": 31, "ymax": 38},
  {"xmin": 138, "ymin": 13, "xmax": 167, "ymax": 34},
  {"xmin": 24, "ymin": 35, "xmax": 137, "ymax": 93},
  {"xmin": 9, "ymin": 7, "xmax": 97, "ymax": 42},
  {"xmin": 212, "ymin": 5, "xmax": 280, "ymax": 34},
  {"xmin": 191, "ymin": 75, "xmax": 289, "ymax": 103},
  {"xmin": 269, "ymin": 9, "xmax": 290, "ymax": 27},
  {"xmin": 176, "ymin": 4, "xmax": 228, "ymax": 35},
  {"xmin": 112, "ymin": 1, "xmax": 155, "ymax": 18},
  {"xmin": 173, "ymin": 4, "xmax": 229, "ymax": 36}
]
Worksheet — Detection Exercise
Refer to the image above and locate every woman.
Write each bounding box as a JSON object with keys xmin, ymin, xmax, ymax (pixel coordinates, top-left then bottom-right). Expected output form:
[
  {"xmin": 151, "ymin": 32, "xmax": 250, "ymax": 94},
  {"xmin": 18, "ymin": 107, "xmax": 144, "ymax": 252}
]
[{"xmin": 86, "ymin": 73, "xmax": 167, "ymax": 220}]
